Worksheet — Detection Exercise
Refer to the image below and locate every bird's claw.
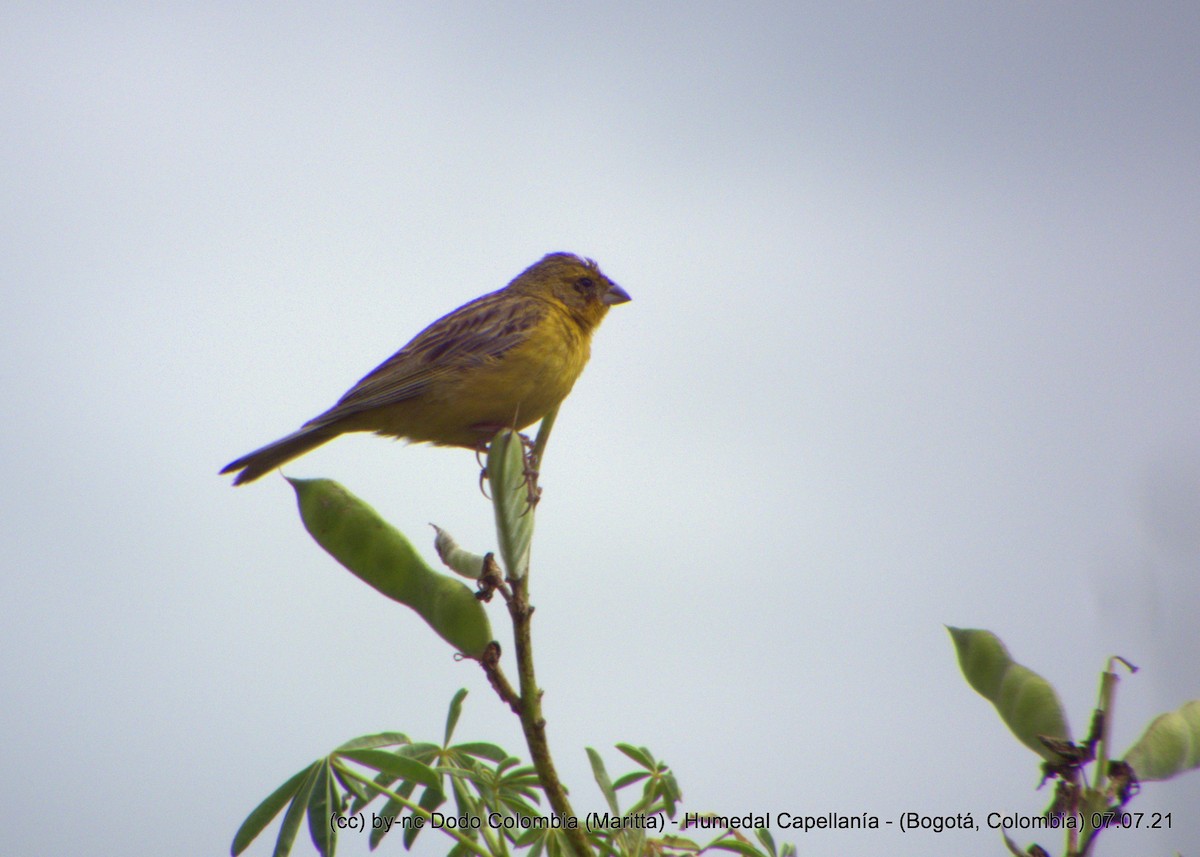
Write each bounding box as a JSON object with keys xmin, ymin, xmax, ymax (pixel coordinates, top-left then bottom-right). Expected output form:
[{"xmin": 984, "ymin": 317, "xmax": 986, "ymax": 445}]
[
  {"xmin": 475, "ymin": 431, "xmax": 540, "ymax": 508},
  {"xmin": 517, "ymin": 433, "xmax": 542, "ymax": 510}
]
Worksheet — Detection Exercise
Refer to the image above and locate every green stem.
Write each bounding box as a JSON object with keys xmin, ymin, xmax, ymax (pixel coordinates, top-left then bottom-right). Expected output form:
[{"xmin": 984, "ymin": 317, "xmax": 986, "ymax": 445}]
[
  {"xmin": 1091, "ymin": 664, "xmax": 1118, "ymax": 793},
  {"xmin": 480, "ymin": 413, "xmax": 591, "ymax": 857},
  {"xmin": 507, "ymin": 571, "xmax": 592, "ymax": 857},
  {"xmin": 530, "ymin": 405, "xmax": 559, "ymax": 473}
]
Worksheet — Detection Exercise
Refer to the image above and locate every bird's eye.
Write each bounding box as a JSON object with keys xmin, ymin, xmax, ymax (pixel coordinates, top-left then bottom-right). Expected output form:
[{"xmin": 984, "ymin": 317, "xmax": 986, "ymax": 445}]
[{"xmin": 574, "ymin": 277, "xmax": 594, "ymax": 294}]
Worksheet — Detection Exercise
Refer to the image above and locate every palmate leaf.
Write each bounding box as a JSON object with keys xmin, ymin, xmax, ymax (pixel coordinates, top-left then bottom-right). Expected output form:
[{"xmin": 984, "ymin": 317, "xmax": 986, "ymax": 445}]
[
  {"xmin": 237, "ymin": 693, "xmax": 550, "ymax": 857},
  {"xmin": 235, "ymin": 749, "xmax": 442, "ymax": 857},
  {"xmin": 230, "ymin": 762, "xmax": 316, "ymax": 856}
]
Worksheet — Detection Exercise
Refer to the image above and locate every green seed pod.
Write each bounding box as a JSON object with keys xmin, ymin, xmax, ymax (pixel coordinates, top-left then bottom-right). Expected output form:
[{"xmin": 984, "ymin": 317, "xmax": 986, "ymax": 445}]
[
  {"xmin": 948, "ymin": 627, "xmax": 1072, "ymax": 762},
  {"xmin": 288, "ymin": 477, "xmax": 492, "ymax": 658},
  {"xmin": 1123, "ymin": 700, "xmax": 1200, "ymax": 782},
  {"xmin": 431, "ymin": 525, "xmax": 486, "ymax": 580},
  {"xmin": 487, "ymin": 430, "xmax": 533, "ymax": 579},
  {"xmin": 949, "ymin": 624, "xmax": 1010, "ymax": 700}
]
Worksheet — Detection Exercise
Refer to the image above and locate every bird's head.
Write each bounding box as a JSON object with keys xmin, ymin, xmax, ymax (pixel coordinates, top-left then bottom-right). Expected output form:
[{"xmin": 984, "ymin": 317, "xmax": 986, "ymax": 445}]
[{"xmin": 509, "ymin": 252, "xmax": 631, "ymax": 329}]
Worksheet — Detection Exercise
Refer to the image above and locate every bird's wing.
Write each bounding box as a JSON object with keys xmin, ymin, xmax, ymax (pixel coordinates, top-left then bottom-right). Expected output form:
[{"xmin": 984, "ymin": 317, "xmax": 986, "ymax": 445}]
[{"xmin": 306, "ymin": 290, "xmax": 546, "ymax": 426}]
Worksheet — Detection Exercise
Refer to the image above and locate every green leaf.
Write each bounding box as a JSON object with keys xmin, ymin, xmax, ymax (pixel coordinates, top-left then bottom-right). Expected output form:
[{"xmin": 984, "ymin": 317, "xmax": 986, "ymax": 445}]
[
  {"xmin": 445, "ymin": 688, "xmax": 468, "ymax": 746},
  {"xmin": 611, "ymin": 771, "xmax": 649, "ymax": 790},
  {"xmin": 305, "ymin": 762, "xmax": 336, "ymax": 857},
  {"xmin": 436, "ymin": 764, "xmax": 481, "ymax": 783},
  {"xmin": 947, "ymin": 626, "xmax": 1072, "ymax": 762},
  {"xmin": 400, "ymin": 741, "xmax": 442, "ymax": 760},
  {"xmin": 231, "ymin": 763, "xmax": 316, "ymax": 856},
  {"xmin": 452, "ymin": 742, "xmax": 510, "ymax": 762},
  {"xmin": 337, "ymin": 749, "xmax": 441, "ymax": 791},
  {"xmin": 368, "ymin": 781, "xmax": 416, "ymax": 850},
  {"xmin": 1124, "ymin": 700, "xmax": 1200, "ymax": 781},
  {"xmin": 449, "ymin": 774, "xmax": 481, "ymax": 819},
  {"xmin": 332, "ymin": 763, "xmax": 371, "ymax": 804},
  {"xmin": 615, "ymin": 743, "xmax": 654, "ymax": 770},
  {"xmin": 348, "ymin": 768, "xmax": 399, "ymax": 814},
  {"xmin": 586, "ymin": 747, "xmax": 620, "ymax": 814},
  {"xmin": 755, "ymin": 827, "xmax": 778, "ymax": 857},
  {"xmin": 498, "ymin": 795, "xmax": 544, "ymax": 823},
  {"xmin": 662, "ymin": 769, "xmax": 683, "ymax": 802},
  {"xmin": 657, "ymin": 773, "xmax": 680, "ymax": 818},
  {"xmin": 621, "ymin": 829, "xmax": 649, "ymax": 857},
  {"xmin": 404, "ymin": 784, "xmax": 447, "ymax": 850},
  {"xmin": 335, "ymin": 732, "xmax": 410, "ymax": 752},
  {"xmin": 273, "ymin": 762, "xmax": 320, "ymax": 857},
  {"xmin": 658, "ymin": 835, "xmax": 700, "ymax": 851},
  {"xmin": 487, "ymin": 430, "xmax": 534, "ymax": 579}
]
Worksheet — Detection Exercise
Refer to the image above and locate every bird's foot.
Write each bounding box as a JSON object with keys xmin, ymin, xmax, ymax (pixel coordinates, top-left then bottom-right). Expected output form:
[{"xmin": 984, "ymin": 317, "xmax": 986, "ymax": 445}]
[
  {"xmin": 473, "ymin": 427, "xmax": 541, "ymax": 509},
  {"xmin": 517, "ymin": 432, "xmax": 542, "ymax": 510}
]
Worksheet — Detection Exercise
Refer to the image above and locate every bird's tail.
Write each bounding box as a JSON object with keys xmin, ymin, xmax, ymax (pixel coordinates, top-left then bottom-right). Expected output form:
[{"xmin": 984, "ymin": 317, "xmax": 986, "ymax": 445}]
[{"xmin": 220, "ymin": 425, "xmax": 339, "ymax": 485}]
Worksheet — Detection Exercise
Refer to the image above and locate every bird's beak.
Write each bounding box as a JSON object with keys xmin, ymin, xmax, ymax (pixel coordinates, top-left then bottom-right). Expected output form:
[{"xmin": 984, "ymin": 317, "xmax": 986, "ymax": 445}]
[{"xmin": 602, "ymin": 283, "xmax": 632, "ymax": 305}]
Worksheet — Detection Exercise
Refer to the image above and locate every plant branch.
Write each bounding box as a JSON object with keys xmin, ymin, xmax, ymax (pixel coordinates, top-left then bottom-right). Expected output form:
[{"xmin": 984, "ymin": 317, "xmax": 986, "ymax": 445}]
[
  {"xmin": 481, "ymin": 643, "xmax": 521, "ymax": 714},
  {"xmin": 507, "ymin": 569, "xmax": 592, "ymax": 857},
  {"xmin": 529, "ymin": 405, "xmax": 559, "ymax": 474},
  {"xmin": 477, "ymin": 418, "xmax": 591, "ymax": 857}
]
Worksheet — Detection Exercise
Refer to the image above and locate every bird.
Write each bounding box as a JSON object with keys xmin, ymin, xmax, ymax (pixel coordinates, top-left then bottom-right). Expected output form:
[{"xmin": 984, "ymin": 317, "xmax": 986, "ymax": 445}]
[{"xmin": 221, "ymin": 252, "xmax": 631, "ymax": 485}]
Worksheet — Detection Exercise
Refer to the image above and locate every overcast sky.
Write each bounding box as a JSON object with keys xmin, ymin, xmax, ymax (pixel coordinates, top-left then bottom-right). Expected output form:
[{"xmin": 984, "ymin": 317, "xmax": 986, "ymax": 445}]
[{"xmin": 3, "ymin": 3, "xmax": 1199, "ymax": 856}]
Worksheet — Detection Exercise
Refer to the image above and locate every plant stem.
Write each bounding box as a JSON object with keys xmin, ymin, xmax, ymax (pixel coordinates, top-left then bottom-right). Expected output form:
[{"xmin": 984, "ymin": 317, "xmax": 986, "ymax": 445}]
[
  {"xmin": 529, "ymin": 406, "xmax": 559, "ymax": 472},
  {"xmin": 507, "ymin": 570, "xmax": 592, "ymax": 857},
  {"xmin": 479, "ymin": 415, "xmax": 591, "ymax": 857},
  {"xmin": 481, "ymin": 644, "xmax": 521, "ymax": 713},
  {"xmin": 1091, "ymin": 664, "xmax": 1118, "ymax": 793}
]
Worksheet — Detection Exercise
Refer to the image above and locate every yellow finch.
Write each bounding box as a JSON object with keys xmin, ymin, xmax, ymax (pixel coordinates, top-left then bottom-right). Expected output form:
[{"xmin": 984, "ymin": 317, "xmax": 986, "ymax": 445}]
[{"xmin": 221, "ymin": 252, "xmax": 630, "ymax": 485}]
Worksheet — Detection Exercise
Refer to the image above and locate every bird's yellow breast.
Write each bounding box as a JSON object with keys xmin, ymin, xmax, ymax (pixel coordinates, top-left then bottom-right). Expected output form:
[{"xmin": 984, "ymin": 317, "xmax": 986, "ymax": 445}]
[{"xmin": 366, "ymin": 304, "xmax": 593, "ymax": 447}]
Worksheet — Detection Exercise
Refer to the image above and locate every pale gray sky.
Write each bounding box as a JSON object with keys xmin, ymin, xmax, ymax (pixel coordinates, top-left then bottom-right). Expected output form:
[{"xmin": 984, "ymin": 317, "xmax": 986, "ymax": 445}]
[{"xmin": 3, "ymin": 3, "xmax": 1199, "ymax": 856}]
